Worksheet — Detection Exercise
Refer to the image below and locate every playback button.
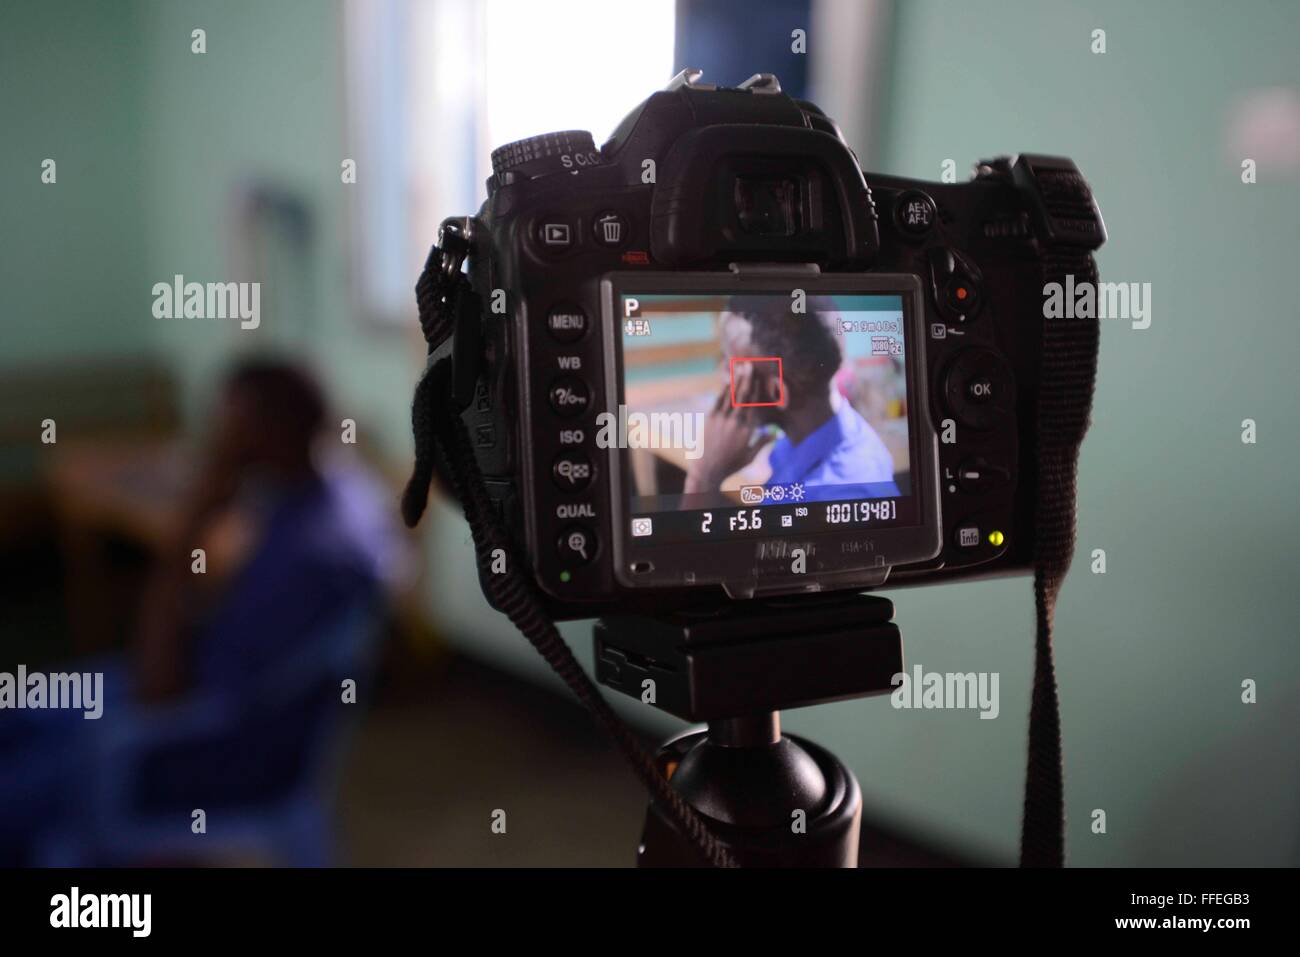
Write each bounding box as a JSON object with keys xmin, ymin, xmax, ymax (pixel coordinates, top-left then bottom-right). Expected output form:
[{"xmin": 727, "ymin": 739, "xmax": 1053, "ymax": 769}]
[{"xmin": 536, "ymin": 219, "xmax": 574, "ymax": 251}]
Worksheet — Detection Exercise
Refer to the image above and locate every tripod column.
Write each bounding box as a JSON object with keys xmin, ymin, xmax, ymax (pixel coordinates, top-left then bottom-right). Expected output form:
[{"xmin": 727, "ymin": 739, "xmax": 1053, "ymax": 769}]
[
  {"xmin": 594, "ymin": 595, "xmax": 898, "ymax": 867},
  {"xmin": 638, "ymin": 714, "xmax": 862, "ymax": 867},
  {"xmin": 709, "ymin": 713, "xmax": 780, "ymax": 747}
]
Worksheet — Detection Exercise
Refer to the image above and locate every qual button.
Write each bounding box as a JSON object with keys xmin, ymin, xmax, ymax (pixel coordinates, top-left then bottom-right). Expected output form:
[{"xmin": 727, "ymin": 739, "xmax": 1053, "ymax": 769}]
[{"xmin": 557, "ymin": 525, "xmax": 597, "ymax": 566}]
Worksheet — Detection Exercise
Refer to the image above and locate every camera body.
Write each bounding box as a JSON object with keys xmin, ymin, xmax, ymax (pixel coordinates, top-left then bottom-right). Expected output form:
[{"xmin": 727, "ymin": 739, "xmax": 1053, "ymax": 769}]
[{"xmin": 452, "ymin": 71, "xmax": 1105, "ymax": 620}]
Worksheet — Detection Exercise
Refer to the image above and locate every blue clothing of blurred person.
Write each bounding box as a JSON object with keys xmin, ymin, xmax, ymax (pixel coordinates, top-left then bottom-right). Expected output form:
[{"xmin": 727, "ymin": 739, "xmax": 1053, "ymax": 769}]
[{"xmin": 0, "ymin": 360, "xmax": 402, "ymax": 864}]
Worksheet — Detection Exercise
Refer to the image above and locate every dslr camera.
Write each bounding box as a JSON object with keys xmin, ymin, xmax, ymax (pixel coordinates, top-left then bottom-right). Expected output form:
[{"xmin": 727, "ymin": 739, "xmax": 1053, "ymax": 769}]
[{"xmin": 446, "ymin": 69, "xmax": 1105, "ymax": 620}]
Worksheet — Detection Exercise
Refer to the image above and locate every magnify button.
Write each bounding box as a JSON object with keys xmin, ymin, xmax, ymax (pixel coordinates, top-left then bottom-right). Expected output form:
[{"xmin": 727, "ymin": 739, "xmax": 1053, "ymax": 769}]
[{"xmin": 557, "ymin": 525, "xmax": 597, "ymax": 566}]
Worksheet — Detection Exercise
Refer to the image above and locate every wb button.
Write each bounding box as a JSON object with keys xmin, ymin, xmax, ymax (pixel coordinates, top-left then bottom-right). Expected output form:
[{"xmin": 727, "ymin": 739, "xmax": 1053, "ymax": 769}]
[{"xmin": 548, "ymin": 375, "xmax": 591, "ymax": 417}]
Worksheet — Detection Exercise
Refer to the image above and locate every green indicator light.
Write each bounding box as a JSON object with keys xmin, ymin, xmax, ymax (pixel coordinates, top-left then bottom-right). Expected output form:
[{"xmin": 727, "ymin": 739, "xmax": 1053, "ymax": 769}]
[
  {"xmin": 559, "ymin": 570, "xmax": 572, "ymax": 583},
  {"xmin": 988, "ymin": 530, "xmax": 1005, "ymax": 547}
]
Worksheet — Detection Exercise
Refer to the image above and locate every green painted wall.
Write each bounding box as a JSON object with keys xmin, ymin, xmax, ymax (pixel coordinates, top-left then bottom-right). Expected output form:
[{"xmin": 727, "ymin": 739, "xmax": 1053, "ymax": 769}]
[
  {"xmin": 784, "ymin": 0, "xmax": 1299, "ymax": 865},
  {"xmin": 1, "ymin": 1, "xmax": 149, "ymax": 365},
  {"xmin": 3, "ymin": 0, "xmax": 1294, "ymax": 865},
  {"xmin": 131, "ymin": 0, "xmax": 422, "ymax": 445}
]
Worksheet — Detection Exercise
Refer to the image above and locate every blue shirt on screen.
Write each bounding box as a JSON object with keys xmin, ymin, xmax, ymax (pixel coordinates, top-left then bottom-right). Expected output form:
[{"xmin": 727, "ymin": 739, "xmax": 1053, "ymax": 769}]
[{"xmin": 766, "ymin": 401, "xmax": 899, "ymax": 499}]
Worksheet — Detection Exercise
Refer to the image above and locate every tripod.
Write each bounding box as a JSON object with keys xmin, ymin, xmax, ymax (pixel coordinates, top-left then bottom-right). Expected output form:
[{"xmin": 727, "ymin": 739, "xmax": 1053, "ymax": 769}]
[{"xmin": 594, "ymin": 593, "xmax": 901, "ymax": 867}]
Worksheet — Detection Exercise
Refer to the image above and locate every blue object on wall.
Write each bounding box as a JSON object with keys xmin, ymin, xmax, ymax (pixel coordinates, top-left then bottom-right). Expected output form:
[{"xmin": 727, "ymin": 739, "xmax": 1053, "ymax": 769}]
[{"xmin": 675, "ymin": 0, "xmax": 811, "ymax": 99}]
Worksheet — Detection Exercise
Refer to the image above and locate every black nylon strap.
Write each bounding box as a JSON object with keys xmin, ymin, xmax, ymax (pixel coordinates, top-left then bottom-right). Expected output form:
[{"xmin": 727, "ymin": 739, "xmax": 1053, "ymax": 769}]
[
  {"xmin": 401, "ymin": 261, "xmax": 738, "ymax": 868},
  {"xmin": 1021, "ymin": 250, "xmax": 1100, "ymax": 867}
]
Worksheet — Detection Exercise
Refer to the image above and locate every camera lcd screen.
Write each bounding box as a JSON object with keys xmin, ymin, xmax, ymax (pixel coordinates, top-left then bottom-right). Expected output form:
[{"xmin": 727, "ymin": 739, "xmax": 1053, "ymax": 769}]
[{"xmin": 614, "ymin": 290, "xmax": 920, "ymax": 546}]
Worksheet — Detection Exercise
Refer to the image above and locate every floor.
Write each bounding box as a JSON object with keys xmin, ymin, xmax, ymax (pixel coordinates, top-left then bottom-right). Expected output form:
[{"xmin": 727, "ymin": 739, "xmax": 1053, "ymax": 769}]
[
  {"xmin": 338, "ymin": 655, "xmax": 649, "ymax": 867},
  {"xmin": 0, "ymin": 536, "xmax": 973, "ymax": 868},
  {"xmin": 338, "ymin": 655, "xmax": 974, "ymax": 867}
]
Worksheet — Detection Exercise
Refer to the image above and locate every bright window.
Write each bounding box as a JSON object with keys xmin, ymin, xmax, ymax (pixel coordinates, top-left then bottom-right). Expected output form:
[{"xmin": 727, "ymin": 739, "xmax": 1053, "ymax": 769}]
[{"xmin": 347, "ymin": 0, "xmax": 677, "ymax": 323}]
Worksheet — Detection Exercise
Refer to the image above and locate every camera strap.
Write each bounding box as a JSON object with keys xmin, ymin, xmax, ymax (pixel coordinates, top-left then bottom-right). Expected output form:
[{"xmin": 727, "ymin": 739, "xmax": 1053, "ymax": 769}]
[
  {"xmin": 401, "ymin": 239, "xmax": 738, "ymax": 868},
  {"xmin": 401, "ymin": 232, "xmax": 1099, "ymax": 870},
  {"xmin": 1022, "ymin": 247, "xmax": 1100, "ymax": 867}
]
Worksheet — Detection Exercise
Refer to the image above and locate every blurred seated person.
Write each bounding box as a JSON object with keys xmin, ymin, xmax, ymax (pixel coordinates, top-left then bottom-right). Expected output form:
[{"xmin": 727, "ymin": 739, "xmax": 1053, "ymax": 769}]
[
  {"xmin": 0, "ymin": 358, "xmax": 401, "ymax": 863},
  {"xmin": 135, "ymin": 358, "xmax": 400, "ymax": 700}
]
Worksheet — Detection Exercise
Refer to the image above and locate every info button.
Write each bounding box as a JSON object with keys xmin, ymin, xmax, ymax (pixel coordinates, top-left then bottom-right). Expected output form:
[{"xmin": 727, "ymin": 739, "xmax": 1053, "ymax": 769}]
[{"xmin": 546, "ymin": 304, "xmax": 588, "ymax": 343}]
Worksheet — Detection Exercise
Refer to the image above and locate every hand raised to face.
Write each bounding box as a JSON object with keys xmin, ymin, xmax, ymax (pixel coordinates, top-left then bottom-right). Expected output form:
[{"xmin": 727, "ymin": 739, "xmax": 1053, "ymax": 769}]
[{"xmin": 684, "ymin": 362, "xmax": 770, "ymax": 494}]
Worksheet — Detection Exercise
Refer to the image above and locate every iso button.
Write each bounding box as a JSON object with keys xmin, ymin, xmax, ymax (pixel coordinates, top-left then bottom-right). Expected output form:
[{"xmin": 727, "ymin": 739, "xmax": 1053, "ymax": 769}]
[
  {"xmin": 552, "ymin": 452, "xmax": 594, "ymax": 492},
  {"xmin": 548, "ymin": 375, "xmax": 591, "ymax": 418}
]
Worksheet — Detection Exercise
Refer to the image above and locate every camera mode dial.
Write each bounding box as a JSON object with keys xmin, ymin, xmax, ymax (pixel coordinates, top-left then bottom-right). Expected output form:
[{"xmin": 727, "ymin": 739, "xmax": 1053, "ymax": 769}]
[{"xmin": 490, "ymin": 130, "xmax": 602, "ymax": 181}]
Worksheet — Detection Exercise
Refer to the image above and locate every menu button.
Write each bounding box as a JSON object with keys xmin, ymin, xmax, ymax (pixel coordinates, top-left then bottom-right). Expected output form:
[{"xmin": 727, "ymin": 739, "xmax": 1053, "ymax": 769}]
[{"xmin": 546, "ymin": 304, "xmax": 588, "ymax": 343}]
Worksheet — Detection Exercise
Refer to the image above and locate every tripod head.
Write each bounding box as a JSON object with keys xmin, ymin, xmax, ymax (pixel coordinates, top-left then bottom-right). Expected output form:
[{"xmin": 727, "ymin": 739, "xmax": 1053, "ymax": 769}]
[
  {"xmin": 594, "ymin": 593, "xmax": 901, "ymax": 866},
  {"xmin": 595, "ymin": 593, "xmax": 901, "ymax": 719}
]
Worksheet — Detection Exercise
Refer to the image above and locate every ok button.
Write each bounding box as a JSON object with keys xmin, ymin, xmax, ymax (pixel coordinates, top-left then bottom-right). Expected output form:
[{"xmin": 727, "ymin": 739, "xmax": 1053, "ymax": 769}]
[{"xmin": 968, "ymin": 378, "xmax": 996, "ymax": 402}]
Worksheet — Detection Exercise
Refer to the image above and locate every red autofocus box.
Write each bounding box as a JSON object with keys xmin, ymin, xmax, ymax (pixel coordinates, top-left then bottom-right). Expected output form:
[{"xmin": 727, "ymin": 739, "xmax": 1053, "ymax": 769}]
[{"xmin": 730, "ymin": 356, "xmax": 784, "ymax": 408}]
